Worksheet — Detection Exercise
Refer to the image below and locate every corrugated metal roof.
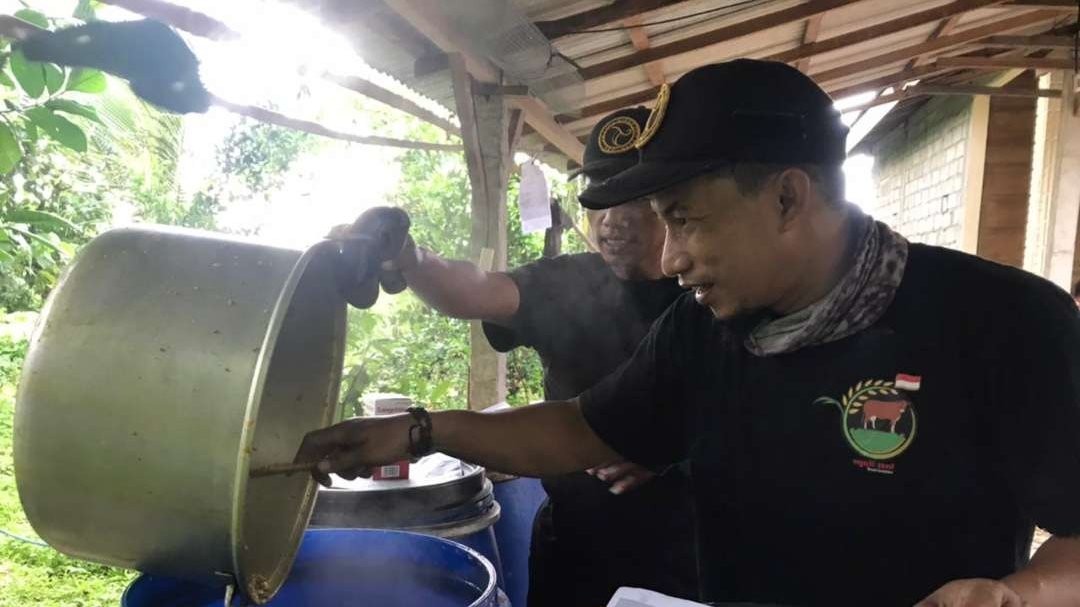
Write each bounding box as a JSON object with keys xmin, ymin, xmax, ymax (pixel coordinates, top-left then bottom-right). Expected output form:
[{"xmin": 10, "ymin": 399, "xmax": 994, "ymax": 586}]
[{"xmin": 295, "ymin": 0, "xmax": 1076, "ymax": 166}]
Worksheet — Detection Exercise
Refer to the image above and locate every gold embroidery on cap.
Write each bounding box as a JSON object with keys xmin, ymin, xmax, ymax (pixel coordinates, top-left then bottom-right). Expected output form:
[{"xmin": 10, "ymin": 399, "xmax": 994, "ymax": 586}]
[
  {"xmin": 635, "ymin": 83, "xmax": 670, "ymax": 149},
  {"xmin": 597, "ymin": 116, "xmax": 641, "ymax": 154}
]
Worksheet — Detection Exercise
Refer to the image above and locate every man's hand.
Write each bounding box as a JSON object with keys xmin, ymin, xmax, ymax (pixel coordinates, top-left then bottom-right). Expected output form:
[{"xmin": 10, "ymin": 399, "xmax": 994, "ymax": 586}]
[
  {"xmin": 293, "ymin": 415, "xmax": 414, "ymax": 487},
  {"xmin": 587, "ymin": 460, "xmax": 656, "ymax": 494},
  {"xmin": 915, "ymin": 579, "xmax": 1027, "ymax": 607},
  {"xmin": 329, "ymin": 206, "xmax": 415, "ymax": 309}
]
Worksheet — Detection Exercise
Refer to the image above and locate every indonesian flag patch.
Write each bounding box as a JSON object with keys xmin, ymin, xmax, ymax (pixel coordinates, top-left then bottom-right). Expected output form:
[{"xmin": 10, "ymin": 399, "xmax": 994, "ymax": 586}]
[{"xmin": 895, "ymin": 373, "xmax": 921, "ymax": 392}]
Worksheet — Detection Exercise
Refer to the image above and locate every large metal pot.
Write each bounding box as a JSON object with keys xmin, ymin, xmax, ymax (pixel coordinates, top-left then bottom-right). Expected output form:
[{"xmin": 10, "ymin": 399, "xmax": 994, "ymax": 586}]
[{"xmin": 14, "ymin": 226, "xmax": 346, "ymax": 603}]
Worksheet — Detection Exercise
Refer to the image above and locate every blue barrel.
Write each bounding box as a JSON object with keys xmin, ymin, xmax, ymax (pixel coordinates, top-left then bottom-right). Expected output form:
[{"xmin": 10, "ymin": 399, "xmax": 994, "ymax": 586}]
[
  {"xmin": 122, "ymin": 528, "xmax": 498, "ymax": 607},
  {"xmin": 310, "ymin": 454, "xmax": 505, "ymax": 587},
  {"xmin": 492, "ymin": 477, "xmax": 548, "ymax": 607}
]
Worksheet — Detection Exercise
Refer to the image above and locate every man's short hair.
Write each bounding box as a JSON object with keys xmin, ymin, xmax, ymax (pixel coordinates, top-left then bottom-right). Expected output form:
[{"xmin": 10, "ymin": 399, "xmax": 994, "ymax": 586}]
[
  {"xmin": 713, "ymin": 163, "xmax": 845, "ymax": 206},
  {"xmin": 1073, "ymin": 280, "xmax": 1080, "ymax": 298}
]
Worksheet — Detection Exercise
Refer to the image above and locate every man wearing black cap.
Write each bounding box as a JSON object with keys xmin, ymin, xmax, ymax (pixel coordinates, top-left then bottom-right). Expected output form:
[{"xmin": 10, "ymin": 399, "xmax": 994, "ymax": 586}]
[
  {"xmin": 306, "ymin": 60, "xmax": 1080, "ymax": 606},
  {"xmin": 335, "ymin": 108, "xmax": 698, "ymax": 606}
]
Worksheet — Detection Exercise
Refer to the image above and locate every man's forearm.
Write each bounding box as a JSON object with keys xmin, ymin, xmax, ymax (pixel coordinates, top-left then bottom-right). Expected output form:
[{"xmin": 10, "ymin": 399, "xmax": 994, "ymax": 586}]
[
  {"xmin": 403, "ymin": 247, "xmax": 519, "ymax": 322},
  {"xmin": 431, "ymin": 401, "xmax": 619, "ymax": 477},
  {"xmin": 1003, "ymin": 535, "xmax": 1080, "ymax": 605}
]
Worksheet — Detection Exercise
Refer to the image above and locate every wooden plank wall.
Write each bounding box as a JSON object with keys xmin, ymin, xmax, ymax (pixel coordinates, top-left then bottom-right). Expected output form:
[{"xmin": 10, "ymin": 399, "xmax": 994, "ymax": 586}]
[{"xmin": 975, "ymin": 71, "xmax": 1037, "ymax": 268}]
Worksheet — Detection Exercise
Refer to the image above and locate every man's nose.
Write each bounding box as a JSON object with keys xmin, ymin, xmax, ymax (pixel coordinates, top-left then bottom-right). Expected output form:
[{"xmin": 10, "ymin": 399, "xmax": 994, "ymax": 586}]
[{"xmin": 661, "ymin": 234, "xmax": 690, "ymax": 278}]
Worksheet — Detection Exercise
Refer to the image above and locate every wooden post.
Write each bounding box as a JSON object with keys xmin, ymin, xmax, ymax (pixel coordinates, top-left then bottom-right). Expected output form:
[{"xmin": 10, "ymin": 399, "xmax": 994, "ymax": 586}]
[
  {"xmin": 1045, "ymin": 70, "xmax": 1080, "ymax": 290},
  {"xmin": 974, "ymin": 71, "xmax": 1038, "ymax": 267},
  {"xmin": 449, "ymin": 54, "xmax": 509, "ymax": 410}
]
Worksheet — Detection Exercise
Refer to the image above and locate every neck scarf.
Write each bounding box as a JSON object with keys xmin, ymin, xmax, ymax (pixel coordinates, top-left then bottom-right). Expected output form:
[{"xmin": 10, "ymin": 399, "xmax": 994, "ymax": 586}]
[{"xmin": 745, "ymin": 211, "xmax": 908, "ymax": 357}]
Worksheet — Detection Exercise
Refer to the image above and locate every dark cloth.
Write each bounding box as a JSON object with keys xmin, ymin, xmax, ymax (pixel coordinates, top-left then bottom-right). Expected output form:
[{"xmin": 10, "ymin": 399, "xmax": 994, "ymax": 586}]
[
  {"xmin": 482, "ymin": 252, "xmax": 698, "ymax": 607},
  {"xmin": 581, "ymin": 244, "xmax": 1080, "ymax": 607}
]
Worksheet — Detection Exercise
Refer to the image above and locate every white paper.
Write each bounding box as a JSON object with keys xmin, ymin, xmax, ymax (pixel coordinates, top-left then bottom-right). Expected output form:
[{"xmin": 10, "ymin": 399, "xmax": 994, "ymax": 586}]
[
  {"xmin": 607, "ymin": 588, "xmax": 711, "ymax": 607},
  {"xmin": 518, "ymin": 162, "xmax": 552, "ymax": 234}
]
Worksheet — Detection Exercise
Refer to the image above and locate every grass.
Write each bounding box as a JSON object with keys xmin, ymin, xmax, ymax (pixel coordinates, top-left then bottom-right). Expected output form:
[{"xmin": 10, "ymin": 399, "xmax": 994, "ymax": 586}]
[
  {"xmin": 0, "ymin": 317, "xmax": 135, "ymax": 607},
  {"xmin": 848, "ymin": 427, "xmax": 906, "ymax": 454}
]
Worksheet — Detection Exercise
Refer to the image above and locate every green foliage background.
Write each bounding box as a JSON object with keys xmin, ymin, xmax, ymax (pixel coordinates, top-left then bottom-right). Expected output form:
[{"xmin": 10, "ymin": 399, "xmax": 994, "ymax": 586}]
[{"xmin": 0, "ymin": 3, "xmax": 584, "ymax": 603}]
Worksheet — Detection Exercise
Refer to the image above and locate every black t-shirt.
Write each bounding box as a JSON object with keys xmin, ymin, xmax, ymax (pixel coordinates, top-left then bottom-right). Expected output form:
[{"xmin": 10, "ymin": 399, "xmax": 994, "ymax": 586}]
[
  {"xmin": 582, "ymin": 244, "xmax": 1080, "ymax": 607},
  {"xmin": 482, "ymin": 253, "xmax": 697, "ymax": 605}
]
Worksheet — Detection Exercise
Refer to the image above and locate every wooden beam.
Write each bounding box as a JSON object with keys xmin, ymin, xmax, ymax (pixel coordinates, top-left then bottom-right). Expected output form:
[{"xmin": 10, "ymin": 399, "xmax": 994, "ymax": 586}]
[
  {"xmin": 578, "ymin": 0, "xmax": 864, "ymax": 81},
  {"xmin": 811, "ymin": 9, "xmax": 1061, "ymax": 84},
  {"xmin": 910, "ymin": 13, "xmax": 966, "ymax": 68},
  {"xmin": 826, "ymin": 63, "xmax": 954, "ymax": 98},
  {"xmin": 209, "ymin": 96, "xmax": 462, "ymax": 151},
  {"xmin": 1007, "ymin": 0, "xmax": 1080, "ymax": 8},
  {"xmin": 535, "ymin": 0, "xmax": 695, "ymax": 39},
  {"xmin": 327, "ymin": 73, "xmax": 460, "ymax": 136},
  {"xmin": 623, "ymin": 14, "xmax": 667, "ymax": 86},
  {"xmin": 508, "ymin": 96, "xmax": 585, "ymax": 165},
  {"xmin": 561, "ymin": 85, "xmax": 664, "ymax": 123},
  {"xmin": 383, "ymin": 0, "xmax": 500, "ymax": 82},
  {"xmin": 768, "ymin": 0, "xmax": 1006, "ymax": 66},
  {"xmin": 838, "ymin": 82, "xmax": 1061, "ymax": 112},
  {"xmin": 795, "ymin": 14, "xmax": 825, "ymax": 72},
  {"xmin": 448, "ymin": 53, "xmax": 510, "ymax": 410},
  {"xmin": 935, "ymin": 55, "xmax": 1074, "ymax": 69},
  {"xmin": 980, "ymin": 34, "xmax": 1077, "ymax": 48},
  {"xmin": 385, "ymin": 0, "xmax": 585, "ymax": 164}
]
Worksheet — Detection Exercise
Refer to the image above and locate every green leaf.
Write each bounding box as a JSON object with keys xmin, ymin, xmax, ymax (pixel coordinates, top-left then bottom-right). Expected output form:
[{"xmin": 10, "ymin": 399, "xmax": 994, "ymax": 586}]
[
  {"xmin": 0, "ymin": 122, "xmax": 21, "ymax": 173},
  {"xmin": 5, "ymin": 225, "xmax": 63, "ymax": 254},
  {"xmin": 5, "ymin": 209, "xmax": 80, "ymax": 232},
  {"xmin": 0, "ymin": 70, "xmax": 13, "ymax": 88},
  {"xmin": 73, "ymin": 0, "xmax": 96, "ymax": 20},
  {"xmin": 45, "ymin": 99, "xmax": 101, "ymax": 124},
  {"xmin": 43, "ymin": 63, "xmax": 64, "ymax": 94},
  {"xmin": 14, "ymin": 9, "xmax": 49, "ymax": 29},
  {"xmin": 10, "ymin": 50, "xmax": 45, "ymax": 98},
  {"xmin": 26, "ymin": 107, "xmax": 87, "ymax": 152},
  {"xmin": 67, "ymin": 68, "xmax": 106, "ymax": 93}
]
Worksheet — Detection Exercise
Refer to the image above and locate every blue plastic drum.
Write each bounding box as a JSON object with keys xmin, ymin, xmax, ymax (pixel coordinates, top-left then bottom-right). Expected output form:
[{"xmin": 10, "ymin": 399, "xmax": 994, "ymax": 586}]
[
  {"xmin": 122, "ymin": 528, "xmax": 498, "ymax": 607},
  {"xmin": 310, "ymin": 454, "xmax": 505, "ymax": 586}
]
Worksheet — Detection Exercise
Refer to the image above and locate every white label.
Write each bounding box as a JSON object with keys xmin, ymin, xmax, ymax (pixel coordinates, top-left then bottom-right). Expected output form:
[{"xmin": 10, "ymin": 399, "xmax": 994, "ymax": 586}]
[{"xmin": 519, "ymin": 162, "xmax": 552, "ymax": 234}]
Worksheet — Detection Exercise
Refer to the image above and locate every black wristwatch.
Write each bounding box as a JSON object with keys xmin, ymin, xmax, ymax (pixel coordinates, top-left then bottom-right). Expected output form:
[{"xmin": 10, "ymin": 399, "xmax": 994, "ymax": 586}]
[{"xmin": 406, "ymin": 406, "xmax": 434, "ymax": 460}]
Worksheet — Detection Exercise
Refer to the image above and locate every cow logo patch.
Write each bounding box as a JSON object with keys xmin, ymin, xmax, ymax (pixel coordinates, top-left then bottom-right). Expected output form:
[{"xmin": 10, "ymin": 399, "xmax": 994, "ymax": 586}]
[{"xmin": 814, "ymin": 379, "xmax": 917, "ymax": 465}]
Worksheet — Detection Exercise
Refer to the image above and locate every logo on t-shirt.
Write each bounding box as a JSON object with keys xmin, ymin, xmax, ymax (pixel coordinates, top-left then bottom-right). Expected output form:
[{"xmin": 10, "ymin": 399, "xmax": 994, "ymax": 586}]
[{"xmin": 814, "ymin": 377, "xmax": 918, "ymax": 473}]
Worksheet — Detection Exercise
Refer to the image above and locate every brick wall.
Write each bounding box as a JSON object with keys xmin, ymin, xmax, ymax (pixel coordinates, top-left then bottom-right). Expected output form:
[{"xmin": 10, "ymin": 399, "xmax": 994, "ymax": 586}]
[{"xmin": 871, "ymin": 96, "xmax": 972, "ymax": 250}]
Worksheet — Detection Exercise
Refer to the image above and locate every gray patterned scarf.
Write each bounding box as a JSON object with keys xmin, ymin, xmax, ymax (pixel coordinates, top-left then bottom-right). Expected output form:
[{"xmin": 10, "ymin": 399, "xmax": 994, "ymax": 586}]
[{"xmin": 745, "ymin": 211, "xmax": 908, "ymax": 357}]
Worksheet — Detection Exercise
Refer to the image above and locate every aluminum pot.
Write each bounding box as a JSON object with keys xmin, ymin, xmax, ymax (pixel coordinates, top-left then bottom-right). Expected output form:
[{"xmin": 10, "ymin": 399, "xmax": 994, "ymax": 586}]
[{"xmin": 14, "ymin": 225, "xmax": 346, "ymax": 603}]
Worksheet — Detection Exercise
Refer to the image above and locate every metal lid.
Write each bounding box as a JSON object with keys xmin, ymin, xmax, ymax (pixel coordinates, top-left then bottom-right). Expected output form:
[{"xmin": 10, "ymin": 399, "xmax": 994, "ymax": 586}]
[{"xmin": 310, "ymin": 453, "xmax": 493, "ymax": 530}]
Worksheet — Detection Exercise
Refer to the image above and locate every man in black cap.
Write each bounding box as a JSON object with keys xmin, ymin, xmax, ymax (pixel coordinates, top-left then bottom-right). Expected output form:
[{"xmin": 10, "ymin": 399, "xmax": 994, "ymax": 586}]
[
  {"xmin": 306, "ymin": 60, "xmax": 1080, "ymax": 606},
  {"xmin": 336, "ymin": 108, "xmax": 698, "ymax": 606}
]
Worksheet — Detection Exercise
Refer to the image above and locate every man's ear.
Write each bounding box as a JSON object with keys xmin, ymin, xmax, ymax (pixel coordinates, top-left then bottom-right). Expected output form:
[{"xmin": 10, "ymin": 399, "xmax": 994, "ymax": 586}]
[{"xmin": 775, "ymin": 168, "xmax": 814, "ymax": 231}]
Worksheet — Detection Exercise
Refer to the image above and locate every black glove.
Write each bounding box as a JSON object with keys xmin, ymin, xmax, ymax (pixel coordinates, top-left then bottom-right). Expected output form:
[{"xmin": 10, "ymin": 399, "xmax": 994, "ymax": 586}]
[{"xmin": 332, "ymin": 207, "xmax": 411, "ymax": 309}]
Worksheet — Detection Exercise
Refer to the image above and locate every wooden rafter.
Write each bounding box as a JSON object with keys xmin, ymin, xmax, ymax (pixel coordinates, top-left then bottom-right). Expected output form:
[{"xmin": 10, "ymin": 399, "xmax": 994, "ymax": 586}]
[
  {"xmin": 384, "ymin": 0, "xmax": 585, "ymax": 164},
  {"xmin": 795, "ymin": 14, "xmax": 825, "ymax": 73},
  {"xmin": 827, "ymin": 63, "xmax": 956, "ymax": 98},
  {"xmin": 811, "ymin": 9, "xmax": 1062, "ymax": 84},
  {"xmin": 909, "ymin": 13, "xmax": 966, "ymax": 68},
  {"xmin": 768, "ymin": 0, "xmax": 1005, "ymax": 65},
  {"xmin": 327, "ymin": 73, "xmax": 460, "ymax": 136},
  {"xmin": 981, "ymin": 34, "xmax": 1078, "ymax": 48},
  {"xmin": 535, "ymin": 0, "xmax": 696, "ymax": 39},
  {"xmin": 935, "ymin": 55, "xmax": 1075, "ymax": 68},
  {"xmin": 839, "ymin": 82, "xmax": 1061, "ymax": 113},
  {"xmin": 210, "ymin": 96, "xmax": 462, "ymax": 151},
  {"xmin": 579, "ymin": 0, "xmax": 864, "ymax": 81},
  {"xmin": 623, "ymin": 15, "xmax": 667, "ymax": 86}
]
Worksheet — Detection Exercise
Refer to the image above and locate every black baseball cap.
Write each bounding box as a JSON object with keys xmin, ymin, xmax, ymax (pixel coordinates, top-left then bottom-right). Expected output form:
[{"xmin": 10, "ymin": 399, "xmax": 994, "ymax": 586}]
[
  {"xmin": 579, "ymin": 59, "xmax": 849, "ymax": 209},
  {"xmin": 573, "ymin": 107, "xmax": 651, "ymax": 191}
]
